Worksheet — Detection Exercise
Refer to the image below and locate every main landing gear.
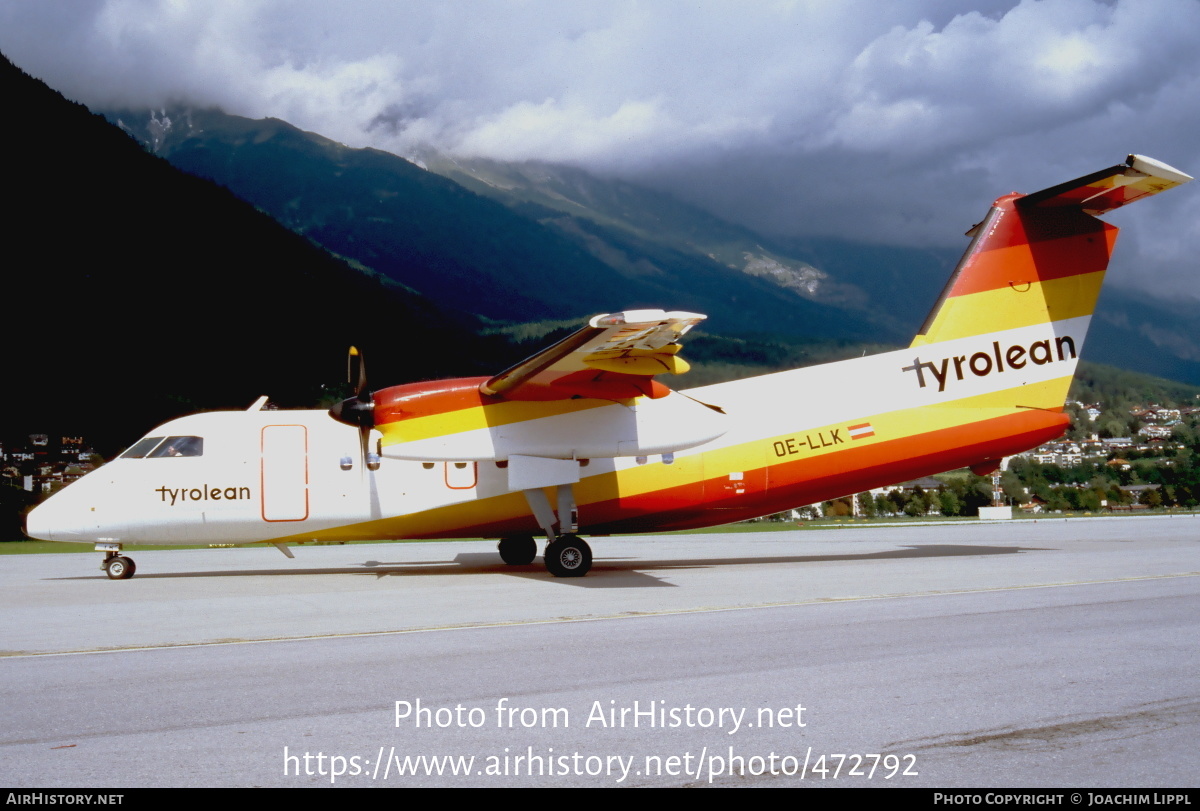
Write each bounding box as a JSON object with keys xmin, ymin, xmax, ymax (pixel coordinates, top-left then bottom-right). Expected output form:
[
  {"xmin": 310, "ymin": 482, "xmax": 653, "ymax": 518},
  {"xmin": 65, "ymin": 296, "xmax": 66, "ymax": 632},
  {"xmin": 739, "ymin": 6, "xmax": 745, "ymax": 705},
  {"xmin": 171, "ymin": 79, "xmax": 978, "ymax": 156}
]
[
  {"xmin": 543, "ymin": 534, "xmax": 592, "ymax": 578},
  {"xmin": 497, "ymin": 533, "xmax": 593, "ymax": 577},
  {"xmin": 98, "ymin": 543, "xmax": 136, "ymax": 580},
  {"xmin": 499, "ymin": 464, "xmax": 595, "ymax": 577},
  {"xmin": 497, "ymin": 535, "xmax": 537, "ymax": 565}
]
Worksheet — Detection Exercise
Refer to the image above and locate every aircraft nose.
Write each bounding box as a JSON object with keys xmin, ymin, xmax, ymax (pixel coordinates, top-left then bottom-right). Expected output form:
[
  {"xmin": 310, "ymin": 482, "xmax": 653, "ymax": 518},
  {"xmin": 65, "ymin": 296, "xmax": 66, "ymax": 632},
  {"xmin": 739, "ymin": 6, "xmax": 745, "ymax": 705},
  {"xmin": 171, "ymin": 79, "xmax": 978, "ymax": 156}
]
[
  {"xmin": 24, "ymin": 496, "xmax": 99, "ymax": 542},
  {"xmin": 24, "ymin": 501, "xmax": 53, "ymax": 541}
]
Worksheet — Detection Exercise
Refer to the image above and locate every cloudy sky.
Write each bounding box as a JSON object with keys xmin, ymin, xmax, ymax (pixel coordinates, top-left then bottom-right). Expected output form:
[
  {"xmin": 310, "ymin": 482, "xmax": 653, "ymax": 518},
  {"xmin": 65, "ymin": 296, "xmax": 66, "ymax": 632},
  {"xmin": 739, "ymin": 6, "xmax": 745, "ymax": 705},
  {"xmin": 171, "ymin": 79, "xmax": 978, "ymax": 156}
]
[{"xmin": 2, "ymin": 0, "xmax": 1198, "ymax": 299}]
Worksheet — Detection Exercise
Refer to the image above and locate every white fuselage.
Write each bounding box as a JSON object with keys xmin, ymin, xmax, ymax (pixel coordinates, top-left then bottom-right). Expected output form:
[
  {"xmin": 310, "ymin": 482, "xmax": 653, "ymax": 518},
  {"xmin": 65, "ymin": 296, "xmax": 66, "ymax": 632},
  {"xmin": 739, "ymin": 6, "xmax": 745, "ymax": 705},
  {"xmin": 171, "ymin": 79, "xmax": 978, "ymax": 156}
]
[{"xmin": 25, "ymin": 313, "xmax": 1083, "ymax": 547}]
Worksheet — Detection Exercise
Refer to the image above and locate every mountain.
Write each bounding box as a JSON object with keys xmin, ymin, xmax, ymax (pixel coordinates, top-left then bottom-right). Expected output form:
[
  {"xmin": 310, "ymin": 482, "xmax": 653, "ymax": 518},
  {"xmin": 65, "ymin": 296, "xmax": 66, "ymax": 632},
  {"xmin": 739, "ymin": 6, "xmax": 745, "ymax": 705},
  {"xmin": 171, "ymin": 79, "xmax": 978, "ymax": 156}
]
[
  {"xmin": 0, "ymin": 54, "xmax": 510, "ymax": 454},
  {"xmin": 425, "ymin": 154, "xmax": 1200, "ymax": 386},
  {"xmin": 1086, "ymin": 286, "xmax": 1200, "ymax": 385},
  {"xmin": 100, "ymin": 105, "xmax": 1200, "ymax": 386},
  {"xmin": 422, "ymin": 154, "xmax": 953, "ymax": 338},
  {"xmin": 107, "ymin": 107, "xmax": 925, "ymax": 344}
]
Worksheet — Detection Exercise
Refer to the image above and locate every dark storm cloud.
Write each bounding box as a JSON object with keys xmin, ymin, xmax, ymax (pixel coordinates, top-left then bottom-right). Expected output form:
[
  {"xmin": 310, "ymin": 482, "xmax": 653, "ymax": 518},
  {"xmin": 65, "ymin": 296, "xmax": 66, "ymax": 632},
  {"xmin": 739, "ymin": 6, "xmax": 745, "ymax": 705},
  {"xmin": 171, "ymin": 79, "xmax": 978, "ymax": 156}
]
[{"xmin": 2, "ymin": 0, "xmax": 1196, "ymax": 296}]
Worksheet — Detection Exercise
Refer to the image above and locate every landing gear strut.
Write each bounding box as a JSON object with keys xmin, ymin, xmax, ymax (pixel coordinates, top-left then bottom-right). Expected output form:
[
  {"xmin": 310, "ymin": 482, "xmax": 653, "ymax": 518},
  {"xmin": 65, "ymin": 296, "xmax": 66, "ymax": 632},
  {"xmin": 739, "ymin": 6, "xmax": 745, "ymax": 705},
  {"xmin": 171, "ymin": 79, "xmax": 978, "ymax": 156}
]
[
  {"xmin": 99, "ymin": 544, "xmax": 136, "ymax": 580},
  {"xmin": 518, "ymin": 482, "xmax": 594, "ymax": 577}
]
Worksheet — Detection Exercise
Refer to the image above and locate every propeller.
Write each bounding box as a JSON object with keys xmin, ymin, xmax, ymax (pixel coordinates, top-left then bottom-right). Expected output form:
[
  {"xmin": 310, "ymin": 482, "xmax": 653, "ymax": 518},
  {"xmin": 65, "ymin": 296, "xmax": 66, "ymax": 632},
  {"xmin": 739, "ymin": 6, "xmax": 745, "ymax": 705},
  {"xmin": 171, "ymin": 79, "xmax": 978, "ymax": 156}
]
[{"xmin": 329, "ymin": 346, "xmax": 379, "ymax": 470}]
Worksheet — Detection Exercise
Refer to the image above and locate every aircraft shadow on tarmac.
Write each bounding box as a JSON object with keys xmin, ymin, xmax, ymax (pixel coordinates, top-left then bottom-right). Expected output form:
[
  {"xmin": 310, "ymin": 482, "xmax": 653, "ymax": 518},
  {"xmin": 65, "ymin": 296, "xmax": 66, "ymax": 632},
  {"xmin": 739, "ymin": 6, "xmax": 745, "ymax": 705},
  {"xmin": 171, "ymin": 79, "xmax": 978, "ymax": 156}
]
[{"xmin": 49, "ymin": 543, "xmax": 1051, "ymax": 589}]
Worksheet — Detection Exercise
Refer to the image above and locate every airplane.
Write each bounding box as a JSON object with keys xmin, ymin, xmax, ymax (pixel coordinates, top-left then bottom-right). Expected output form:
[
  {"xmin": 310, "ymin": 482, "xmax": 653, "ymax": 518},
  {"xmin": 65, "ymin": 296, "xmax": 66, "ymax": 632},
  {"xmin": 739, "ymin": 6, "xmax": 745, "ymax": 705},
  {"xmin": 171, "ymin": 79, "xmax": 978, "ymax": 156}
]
[{"xmin": 24, "ymin": 154, "xmax": 1192, "ymax": 579}]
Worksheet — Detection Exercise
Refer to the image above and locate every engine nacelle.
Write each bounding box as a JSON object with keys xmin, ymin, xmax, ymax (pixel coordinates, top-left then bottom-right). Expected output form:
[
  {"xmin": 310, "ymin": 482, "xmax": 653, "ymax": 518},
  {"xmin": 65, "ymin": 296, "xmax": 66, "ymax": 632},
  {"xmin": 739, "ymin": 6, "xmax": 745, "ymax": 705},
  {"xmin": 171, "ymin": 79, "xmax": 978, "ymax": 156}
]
[{"xmin": 373, "ymin": 378, "xmax": 726, "ymax": 461}]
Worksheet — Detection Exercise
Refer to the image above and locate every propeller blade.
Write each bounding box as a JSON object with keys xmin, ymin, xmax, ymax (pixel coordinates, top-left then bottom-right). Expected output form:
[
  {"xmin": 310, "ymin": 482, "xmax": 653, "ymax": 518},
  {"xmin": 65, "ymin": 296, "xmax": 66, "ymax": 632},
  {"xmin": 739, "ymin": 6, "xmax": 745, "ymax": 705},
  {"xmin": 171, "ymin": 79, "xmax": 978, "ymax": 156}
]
[
  {"xmin": 348, "ymin": 346, "xmax": 368, "ymax": 401},
  {"xmin": 330, "ymin": 346, "xmax": 380, "ymax": 472},
  {"xmin": 330, "ymin": 346, "xmax": 375, "ymax": 428}
]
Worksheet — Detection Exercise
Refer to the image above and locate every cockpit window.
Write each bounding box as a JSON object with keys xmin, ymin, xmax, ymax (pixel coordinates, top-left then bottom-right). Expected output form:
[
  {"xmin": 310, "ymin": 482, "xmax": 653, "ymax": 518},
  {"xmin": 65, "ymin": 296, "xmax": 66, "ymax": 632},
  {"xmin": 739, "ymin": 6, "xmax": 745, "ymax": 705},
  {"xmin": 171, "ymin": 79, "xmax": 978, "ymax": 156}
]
[
  {"xmin": 147, "ymin": 436, "xmax": 204, "ymax": 458},
  {"xmin": 120, "ymin": 437, "xmax": 165, "ymax": 458}
]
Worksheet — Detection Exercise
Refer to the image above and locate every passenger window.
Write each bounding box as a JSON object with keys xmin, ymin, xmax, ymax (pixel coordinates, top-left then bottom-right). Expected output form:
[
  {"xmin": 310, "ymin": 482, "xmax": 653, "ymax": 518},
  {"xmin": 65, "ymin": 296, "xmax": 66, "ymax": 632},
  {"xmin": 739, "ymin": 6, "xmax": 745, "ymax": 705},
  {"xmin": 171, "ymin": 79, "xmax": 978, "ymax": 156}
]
[
  {"xmin": 121, "ymin": 437, "xmax": 165, "ymax": 458},
  {"xmin": 147, "ymin": 436, "xmax": 204, "ymax": 458}
]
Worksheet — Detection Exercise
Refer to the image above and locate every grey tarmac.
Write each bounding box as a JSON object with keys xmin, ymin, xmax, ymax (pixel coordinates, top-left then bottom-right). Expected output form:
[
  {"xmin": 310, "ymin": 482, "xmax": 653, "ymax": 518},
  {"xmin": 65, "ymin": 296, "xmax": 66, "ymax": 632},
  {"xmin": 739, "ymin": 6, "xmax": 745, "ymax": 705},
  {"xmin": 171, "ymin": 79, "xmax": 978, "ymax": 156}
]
[{"xmin": 2, "ymin": 514, "xmax": 1198, "ymax": 787}]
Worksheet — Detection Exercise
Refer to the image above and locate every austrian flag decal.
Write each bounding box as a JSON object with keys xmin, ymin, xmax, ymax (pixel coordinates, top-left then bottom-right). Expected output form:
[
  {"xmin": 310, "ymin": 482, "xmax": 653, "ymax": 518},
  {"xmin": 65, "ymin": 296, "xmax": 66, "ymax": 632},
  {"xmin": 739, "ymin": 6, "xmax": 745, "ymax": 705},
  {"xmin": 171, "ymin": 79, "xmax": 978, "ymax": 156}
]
[{"xmin": 848, "ymin": 422, "xmax": 875, "ymax": 440}]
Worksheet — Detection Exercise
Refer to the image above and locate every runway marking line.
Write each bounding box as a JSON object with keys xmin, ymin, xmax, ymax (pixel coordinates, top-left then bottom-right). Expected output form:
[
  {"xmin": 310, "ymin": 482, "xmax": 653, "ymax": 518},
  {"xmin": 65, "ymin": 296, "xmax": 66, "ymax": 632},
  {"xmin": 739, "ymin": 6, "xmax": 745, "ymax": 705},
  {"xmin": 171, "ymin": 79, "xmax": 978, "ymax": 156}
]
[{"xmin": 4, "ymin": 570, "xmax": 1198, "ymax": 659}]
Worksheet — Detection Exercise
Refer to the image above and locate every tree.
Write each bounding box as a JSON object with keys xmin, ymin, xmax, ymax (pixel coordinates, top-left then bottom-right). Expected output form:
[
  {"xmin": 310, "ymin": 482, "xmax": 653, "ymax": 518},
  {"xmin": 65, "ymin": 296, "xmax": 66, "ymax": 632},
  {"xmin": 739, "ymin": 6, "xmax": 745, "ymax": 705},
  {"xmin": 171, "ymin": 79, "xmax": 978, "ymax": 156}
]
[
  {"xmin": 937, "ymin": 489, "xmax": 963, "ymax": 517},
  {"xmin": 824, "ymin": 498, "xmax": 852, "ymax": 517},
  {"xmin": 1045, "ymin": 490, "xmax": 1072, "ymax": 512},
  {"xmin": 903, "ymin": 492, "xmax": 927, "ymax": 517}
]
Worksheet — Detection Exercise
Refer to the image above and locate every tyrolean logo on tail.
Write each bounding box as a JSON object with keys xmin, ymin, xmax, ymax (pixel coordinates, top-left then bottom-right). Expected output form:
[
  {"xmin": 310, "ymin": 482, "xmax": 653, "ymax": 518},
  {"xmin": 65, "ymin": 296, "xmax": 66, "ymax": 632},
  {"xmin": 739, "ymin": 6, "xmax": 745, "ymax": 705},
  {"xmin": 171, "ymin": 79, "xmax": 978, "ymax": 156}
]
[{"xmin": 902, "ymin": 336, "xmax": 1077, "ymax": 393}]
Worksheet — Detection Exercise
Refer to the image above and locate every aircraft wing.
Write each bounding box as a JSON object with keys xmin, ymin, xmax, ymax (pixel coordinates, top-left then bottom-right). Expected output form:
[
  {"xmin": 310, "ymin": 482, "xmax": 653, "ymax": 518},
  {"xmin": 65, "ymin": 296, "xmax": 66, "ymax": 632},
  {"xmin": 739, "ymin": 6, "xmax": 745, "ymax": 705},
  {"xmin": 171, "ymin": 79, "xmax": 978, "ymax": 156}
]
[{"xmin": 480, "ymin": 309, "xmax": 706, "ymax": 401}]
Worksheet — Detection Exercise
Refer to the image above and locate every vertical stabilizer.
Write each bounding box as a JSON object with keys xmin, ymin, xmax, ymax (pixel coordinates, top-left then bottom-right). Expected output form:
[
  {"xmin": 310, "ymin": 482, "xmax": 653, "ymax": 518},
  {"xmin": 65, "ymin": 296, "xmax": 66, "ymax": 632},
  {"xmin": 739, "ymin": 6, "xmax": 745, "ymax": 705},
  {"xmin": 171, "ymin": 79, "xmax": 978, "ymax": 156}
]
[{"xmin": 913, "ymin": 155, "xmax": 1191, "ymax": 349}]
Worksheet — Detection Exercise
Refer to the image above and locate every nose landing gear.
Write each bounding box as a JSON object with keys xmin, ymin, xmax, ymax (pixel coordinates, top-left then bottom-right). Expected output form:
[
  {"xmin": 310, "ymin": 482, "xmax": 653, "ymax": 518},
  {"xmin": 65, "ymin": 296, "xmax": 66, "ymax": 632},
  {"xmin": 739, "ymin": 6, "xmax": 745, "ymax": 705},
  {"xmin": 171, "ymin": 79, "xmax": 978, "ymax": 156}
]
[{"xmin": 98, "ymin": 543, "xmax": 136, "ymax": 580}]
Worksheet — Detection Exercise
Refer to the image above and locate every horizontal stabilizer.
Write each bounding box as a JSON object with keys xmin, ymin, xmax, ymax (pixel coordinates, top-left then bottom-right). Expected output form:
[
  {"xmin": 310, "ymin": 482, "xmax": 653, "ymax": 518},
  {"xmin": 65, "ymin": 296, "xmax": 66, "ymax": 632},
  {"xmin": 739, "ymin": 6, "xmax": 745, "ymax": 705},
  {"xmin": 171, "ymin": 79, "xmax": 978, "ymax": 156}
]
[{"xmin": 1016, "ymin": 154, "xmax": 1192, "ymax": 216}]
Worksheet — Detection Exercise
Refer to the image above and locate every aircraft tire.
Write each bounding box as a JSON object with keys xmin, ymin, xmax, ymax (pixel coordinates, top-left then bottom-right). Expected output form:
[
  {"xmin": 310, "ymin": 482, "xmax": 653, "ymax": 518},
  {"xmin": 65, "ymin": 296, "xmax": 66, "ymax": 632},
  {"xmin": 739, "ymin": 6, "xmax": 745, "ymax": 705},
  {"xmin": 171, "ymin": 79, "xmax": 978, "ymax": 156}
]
[
  {"xmin": 544, "ymin": 535, "xmax": 591, "ymax": 578},
  {"xmin": 498, "ymin": 535, "xmax": 537, "ymax": 565},
  {"xmin": 105, "ymin": 556, "xmax": 136, "ymax": 580}
]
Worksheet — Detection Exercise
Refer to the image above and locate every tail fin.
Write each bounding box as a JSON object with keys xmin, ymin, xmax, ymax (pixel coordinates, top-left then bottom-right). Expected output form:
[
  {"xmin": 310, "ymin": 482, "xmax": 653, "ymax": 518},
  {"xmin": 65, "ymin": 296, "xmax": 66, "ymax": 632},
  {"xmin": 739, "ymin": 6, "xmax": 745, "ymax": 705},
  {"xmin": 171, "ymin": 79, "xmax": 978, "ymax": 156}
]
[{"xmin": 913, "ymin": 155, "xmax": 1191, "ymax": 349}]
